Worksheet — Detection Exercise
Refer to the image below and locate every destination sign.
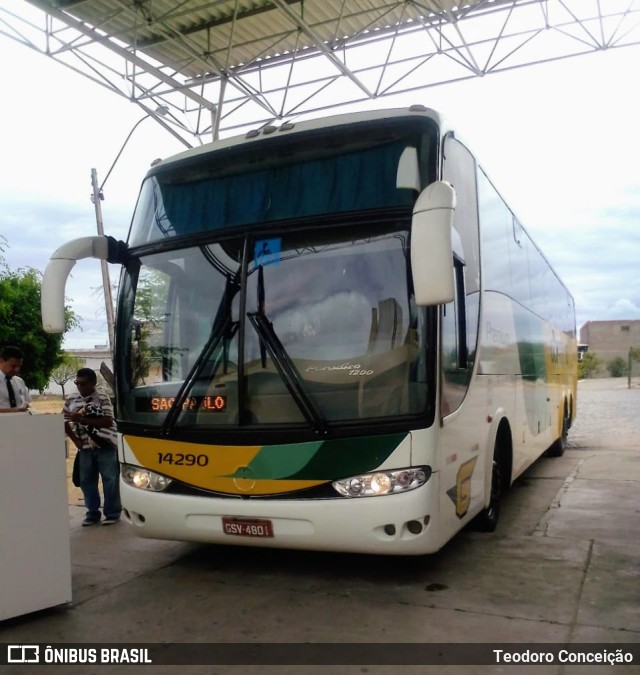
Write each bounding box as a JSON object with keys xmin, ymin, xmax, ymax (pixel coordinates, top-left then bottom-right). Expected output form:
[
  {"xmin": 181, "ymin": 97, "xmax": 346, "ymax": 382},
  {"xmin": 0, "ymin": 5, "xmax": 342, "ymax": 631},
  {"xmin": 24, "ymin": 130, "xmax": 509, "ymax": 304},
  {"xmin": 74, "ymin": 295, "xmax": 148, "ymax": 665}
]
[{"xmin": 135, "ymin": 395, "xmax": 227, "ymax": 413}]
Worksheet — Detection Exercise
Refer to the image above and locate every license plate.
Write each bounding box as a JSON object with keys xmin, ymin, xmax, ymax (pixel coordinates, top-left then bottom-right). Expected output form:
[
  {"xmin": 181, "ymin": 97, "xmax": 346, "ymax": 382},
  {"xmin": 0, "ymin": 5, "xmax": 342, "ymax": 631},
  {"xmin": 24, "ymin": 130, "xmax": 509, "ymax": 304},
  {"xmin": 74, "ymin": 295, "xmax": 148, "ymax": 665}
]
[{"xmin": 222, "ymin": 517, "xmax": 274, "ymax": 538}]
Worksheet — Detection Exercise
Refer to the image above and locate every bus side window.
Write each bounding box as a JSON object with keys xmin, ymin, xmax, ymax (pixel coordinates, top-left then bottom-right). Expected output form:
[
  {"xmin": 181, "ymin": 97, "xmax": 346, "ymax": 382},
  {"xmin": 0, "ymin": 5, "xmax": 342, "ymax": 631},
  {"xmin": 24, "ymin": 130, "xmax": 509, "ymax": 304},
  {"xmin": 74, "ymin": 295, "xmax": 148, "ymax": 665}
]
[
  {"xmin": 442, "ymin": 134, "xmax": 480, "ymax": 415},
  {"xmin": 442, "ymin": 257, "xmax": 468, "ymax": 414}
]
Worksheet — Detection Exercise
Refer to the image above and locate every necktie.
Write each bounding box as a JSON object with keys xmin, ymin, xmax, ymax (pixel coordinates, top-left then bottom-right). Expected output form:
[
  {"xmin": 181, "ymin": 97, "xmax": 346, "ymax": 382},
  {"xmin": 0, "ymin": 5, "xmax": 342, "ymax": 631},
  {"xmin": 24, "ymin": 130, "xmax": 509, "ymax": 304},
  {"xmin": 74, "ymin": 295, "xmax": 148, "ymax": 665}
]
[{"xmin": 6, "ymin": 377, "xmax": 17, "ymax": 408}]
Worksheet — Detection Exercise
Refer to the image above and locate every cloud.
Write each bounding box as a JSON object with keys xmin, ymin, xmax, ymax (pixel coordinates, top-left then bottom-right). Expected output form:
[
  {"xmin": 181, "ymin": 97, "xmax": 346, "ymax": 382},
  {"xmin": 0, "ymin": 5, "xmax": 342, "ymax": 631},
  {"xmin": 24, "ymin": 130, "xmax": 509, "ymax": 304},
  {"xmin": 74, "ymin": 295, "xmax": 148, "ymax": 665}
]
[
  {"xmin": 1, "ymin": 196, "xmax": 127, "ymax": 348},
  {"xmin": 521, "ymin": 178, "xmax": 640, "ymax": 329},
  {"xmin": 605, "ymin": 299, "xmax": 640, "ymax": 319}
]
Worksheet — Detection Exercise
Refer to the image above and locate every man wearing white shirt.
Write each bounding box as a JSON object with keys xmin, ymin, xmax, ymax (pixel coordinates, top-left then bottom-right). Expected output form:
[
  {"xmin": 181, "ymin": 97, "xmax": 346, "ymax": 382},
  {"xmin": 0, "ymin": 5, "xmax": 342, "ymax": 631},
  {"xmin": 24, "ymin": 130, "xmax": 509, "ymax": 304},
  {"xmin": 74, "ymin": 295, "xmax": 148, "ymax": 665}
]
[{"xmin": 0, "ymin": 345, "xmax": 31, "ymax": 412}]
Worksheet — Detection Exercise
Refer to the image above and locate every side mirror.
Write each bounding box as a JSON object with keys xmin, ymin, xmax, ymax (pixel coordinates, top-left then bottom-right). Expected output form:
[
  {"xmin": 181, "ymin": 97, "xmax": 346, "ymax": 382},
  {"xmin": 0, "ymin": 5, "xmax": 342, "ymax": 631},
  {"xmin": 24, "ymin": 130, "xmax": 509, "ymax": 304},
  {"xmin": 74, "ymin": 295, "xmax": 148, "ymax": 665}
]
[{"xmin": 410, "ymin": 181, "xmax": 456, "ymax": 306}]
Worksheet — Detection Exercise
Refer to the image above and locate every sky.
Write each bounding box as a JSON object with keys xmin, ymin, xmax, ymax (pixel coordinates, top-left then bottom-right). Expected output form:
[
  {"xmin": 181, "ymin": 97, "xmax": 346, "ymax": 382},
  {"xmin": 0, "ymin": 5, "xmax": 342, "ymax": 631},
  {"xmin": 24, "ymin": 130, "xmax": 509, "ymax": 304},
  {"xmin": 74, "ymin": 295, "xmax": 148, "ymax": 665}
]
[{"xmin": 1, "ymin": 28, "xmax": 639, "ymax": 348}]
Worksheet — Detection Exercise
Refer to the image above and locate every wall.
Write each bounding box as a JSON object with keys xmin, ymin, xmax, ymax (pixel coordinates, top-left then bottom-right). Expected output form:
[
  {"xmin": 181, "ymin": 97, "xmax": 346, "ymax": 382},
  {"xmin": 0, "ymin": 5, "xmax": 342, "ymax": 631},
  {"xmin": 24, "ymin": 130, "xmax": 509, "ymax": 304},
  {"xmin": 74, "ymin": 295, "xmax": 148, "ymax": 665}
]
[
  {"xmin": 579, "ymin": 321, "xmax": 640, "ymax": 377},
  {"xmin": 43, "ymin": 347, "xmax": 113, "ymax": 395}
]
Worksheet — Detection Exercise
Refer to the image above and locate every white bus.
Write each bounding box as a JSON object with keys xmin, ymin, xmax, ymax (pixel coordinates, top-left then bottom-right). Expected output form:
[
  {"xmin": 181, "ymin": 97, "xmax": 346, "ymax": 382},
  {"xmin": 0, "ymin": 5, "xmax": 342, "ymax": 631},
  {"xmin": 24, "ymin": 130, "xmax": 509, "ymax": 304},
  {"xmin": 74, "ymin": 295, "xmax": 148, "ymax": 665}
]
[{"xmin": 42, "ymin": 106, "xmax": 577, "ymax": 555}]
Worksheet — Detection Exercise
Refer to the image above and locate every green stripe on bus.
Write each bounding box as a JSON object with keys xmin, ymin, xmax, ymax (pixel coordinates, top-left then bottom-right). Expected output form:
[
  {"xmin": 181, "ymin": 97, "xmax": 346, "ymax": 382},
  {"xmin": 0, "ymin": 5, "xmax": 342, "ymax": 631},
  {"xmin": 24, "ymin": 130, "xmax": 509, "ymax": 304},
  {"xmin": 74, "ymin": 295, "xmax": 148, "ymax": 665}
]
[
  {"xmin": 224, "ymin": 433, "xmax": 407, "ymax": 481},
  {"xmin": 289, "ymin": 433, "xmax": 407, "ymax": 479},
  {"xmin": 226, "ymin": 441, "xmax": 324, "ymax": 480}
]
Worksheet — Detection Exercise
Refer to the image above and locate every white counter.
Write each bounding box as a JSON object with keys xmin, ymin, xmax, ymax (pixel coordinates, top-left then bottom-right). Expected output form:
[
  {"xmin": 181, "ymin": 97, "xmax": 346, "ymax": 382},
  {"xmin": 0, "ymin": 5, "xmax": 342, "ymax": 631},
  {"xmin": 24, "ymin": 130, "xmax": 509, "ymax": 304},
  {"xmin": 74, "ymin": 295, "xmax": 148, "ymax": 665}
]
[{"xmin": 0, "ymin": 413, "xmax": 72, "ymax": 620}]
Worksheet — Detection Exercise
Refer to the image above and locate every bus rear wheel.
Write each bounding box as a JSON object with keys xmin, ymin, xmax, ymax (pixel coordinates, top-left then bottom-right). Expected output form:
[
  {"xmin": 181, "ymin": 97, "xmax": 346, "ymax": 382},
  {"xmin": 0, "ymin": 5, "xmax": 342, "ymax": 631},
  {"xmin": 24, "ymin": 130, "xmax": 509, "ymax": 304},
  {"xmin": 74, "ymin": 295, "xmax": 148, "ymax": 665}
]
[{"xmin": 547, "ymin": 407, "xmax": 569, "ymax": 457}]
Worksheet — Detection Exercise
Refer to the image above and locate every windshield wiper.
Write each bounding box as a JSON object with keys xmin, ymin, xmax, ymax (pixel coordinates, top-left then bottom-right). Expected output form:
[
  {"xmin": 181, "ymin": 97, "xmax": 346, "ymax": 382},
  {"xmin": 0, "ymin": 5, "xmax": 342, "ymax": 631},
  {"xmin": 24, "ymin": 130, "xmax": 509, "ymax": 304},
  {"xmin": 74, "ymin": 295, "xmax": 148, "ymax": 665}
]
[
  {"xmin": 162, "ymin": 275, "xmax": 239, "ymax": 434},
  {"xmin": 247, "ymin": 310, "xmax": 329, "ymax": 436},
  {"xmin": 161, "ymin": 314, "xmax": 235, "ymax": 434}
]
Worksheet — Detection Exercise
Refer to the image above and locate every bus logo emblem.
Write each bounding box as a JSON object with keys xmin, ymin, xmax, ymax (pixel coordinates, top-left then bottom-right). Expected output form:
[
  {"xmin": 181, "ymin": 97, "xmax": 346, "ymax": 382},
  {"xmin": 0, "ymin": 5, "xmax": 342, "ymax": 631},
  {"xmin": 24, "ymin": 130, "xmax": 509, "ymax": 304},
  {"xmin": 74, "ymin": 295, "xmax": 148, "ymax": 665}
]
[
  {"xmin": 447, "ymin": 457, "xmax": 477, "ymax": 518},
  {"xmin": 233, "ymin": 466, "xmax": 256, "ymax": 492}
]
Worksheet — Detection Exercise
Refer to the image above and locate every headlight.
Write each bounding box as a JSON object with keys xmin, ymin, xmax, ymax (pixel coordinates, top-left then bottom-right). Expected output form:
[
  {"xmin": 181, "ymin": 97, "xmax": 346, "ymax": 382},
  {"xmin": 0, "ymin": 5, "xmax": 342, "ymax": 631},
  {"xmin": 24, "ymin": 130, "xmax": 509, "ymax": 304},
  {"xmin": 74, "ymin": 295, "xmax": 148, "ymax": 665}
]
[
  {"xmin": 121, "ymin": 464, "xmax": 172, "ymax": 492},
  {"xmin": 333, "ymin": 467, "xmax": 430, "ymax": 498}
]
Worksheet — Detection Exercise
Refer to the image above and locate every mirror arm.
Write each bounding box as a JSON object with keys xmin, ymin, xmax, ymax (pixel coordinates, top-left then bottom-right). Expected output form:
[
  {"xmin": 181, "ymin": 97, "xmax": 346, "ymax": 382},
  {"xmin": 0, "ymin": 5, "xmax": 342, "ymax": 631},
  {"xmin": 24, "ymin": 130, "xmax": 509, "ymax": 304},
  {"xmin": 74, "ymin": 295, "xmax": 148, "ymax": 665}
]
[{"xmin": 41, "ymin": 235, "xmax": 128, "ymax": 333}]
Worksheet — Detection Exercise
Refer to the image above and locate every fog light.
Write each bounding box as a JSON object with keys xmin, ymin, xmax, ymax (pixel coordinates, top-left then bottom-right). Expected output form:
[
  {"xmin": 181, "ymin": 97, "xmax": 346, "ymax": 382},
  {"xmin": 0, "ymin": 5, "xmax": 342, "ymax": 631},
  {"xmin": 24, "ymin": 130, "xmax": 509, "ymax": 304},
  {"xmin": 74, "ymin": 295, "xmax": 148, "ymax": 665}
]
[{"xmin": 407, "ymin": 520, "xmax": 423, "ymax": 534}]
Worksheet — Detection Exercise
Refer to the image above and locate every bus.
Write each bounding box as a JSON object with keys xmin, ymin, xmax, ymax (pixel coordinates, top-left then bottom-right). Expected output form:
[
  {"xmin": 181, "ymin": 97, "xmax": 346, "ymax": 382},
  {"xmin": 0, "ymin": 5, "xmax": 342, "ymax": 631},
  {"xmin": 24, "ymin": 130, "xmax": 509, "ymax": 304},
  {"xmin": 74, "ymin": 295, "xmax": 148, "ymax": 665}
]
[{"xmin": 42, "ymin": 106, "xmax": 577, "ymax": 555}]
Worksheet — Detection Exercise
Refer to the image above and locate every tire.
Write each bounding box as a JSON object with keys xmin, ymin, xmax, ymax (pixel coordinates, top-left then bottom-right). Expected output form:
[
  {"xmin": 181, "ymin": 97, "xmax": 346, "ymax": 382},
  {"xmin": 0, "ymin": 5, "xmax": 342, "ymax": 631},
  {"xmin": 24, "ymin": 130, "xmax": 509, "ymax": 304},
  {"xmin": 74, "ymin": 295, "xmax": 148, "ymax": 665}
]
[
  {"xmin": 547, "ymin": 409, "xmax": 568, "ymax": 458},
  {"xmin": 472, "ymin": 449, "xmax": 503, "ymax": 532}
]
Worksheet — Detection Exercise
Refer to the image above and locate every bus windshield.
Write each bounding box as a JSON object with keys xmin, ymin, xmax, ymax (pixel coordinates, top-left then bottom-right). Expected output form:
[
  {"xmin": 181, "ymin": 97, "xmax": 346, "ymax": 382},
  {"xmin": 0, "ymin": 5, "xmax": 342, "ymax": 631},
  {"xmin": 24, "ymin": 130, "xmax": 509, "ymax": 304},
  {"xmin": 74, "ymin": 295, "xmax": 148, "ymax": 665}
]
[{"xmin": 117, "ymin": 223, "xmax": 430, "ymax": 431}]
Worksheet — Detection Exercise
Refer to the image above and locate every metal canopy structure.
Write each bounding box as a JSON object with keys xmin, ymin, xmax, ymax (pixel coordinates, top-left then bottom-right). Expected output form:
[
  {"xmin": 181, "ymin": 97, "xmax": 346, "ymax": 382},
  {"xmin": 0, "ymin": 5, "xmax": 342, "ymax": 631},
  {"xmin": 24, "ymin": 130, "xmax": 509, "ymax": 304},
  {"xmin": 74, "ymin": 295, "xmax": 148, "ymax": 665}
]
[{"xmin": 2, "ymin": 0, "xmax": 639, "ymax": 145}]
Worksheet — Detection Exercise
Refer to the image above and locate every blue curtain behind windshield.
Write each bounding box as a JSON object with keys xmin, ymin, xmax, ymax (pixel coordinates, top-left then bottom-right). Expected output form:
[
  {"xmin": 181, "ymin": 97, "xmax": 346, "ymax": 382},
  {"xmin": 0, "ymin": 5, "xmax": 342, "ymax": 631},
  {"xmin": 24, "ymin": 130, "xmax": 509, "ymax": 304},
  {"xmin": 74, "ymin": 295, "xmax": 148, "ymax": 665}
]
[{"xmin": 148, "ymin": 141, "xmax": 415, "ymax": 240}]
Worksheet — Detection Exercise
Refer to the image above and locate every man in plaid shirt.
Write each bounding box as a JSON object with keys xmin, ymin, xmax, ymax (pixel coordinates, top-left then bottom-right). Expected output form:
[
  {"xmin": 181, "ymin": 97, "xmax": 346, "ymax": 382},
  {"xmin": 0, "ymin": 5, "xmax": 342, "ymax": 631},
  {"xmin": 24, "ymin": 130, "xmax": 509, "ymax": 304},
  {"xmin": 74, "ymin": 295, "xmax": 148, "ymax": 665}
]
[{"xmin": 63, "ymin": 367, "xmax": 121, "ymax": 526}]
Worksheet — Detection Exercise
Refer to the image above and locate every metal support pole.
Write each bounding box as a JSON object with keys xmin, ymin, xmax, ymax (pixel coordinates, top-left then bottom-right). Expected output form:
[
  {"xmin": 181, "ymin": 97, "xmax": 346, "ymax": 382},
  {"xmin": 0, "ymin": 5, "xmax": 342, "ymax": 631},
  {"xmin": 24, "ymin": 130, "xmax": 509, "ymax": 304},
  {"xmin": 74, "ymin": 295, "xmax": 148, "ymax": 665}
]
[
  {"xmin": 212, "ymin": 79, "xmax": 226, "ymax": 141},
  {"xmin": 90, "ymin": 168, "xmax": 116, "ymax": 351},
  {"xmin": 88, "ymin": 107, "xmax": 169, "ymax": 351}
]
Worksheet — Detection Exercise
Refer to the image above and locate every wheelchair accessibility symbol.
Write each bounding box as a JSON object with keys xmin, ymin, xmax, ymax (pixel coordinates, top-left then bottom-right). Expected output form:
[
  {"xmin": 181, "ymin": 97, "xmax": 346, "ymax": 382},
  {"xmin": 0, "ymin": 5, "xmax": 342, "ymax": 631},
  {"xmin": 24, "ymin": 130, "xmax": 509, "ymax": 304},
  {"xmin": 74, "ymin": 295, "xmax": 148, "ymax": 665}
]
[{"xmin": 254, "ymin": 238, "xmax": 282, "ymax": 267}]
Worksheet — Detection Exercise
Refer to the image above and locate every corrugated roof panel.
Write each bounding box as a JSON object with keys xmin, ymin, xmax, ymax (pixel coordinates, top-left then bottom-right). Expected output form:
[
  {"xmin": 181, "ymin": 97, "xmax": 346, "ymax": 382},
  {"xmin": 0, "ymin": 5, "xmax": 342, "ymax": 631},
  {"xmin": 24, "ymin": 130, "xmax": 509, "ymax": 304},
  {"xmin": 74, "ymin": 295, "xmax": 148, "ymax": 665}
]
[
  {"xmin": 13, "ymin": 0, "xmax": 640, "ymax": 139},
  {"xmin": 48, "ymin": 0, "xmax": 484, "ymax": 78}
]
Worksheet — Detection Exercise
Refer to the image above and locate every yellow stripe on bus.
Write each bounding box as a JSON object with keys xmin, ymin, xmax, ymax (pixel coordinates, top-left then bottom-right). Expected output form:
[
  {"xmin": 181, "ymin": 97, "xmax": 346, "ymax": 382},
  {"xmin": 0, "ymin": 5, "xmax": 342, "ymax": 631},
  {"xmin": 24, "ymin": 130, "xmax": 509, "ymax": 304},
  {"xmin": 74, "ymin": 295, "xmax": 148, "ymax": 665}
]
[{"xmin": 123, "ymin": 435, "xmax": 325, "ymax": 495}]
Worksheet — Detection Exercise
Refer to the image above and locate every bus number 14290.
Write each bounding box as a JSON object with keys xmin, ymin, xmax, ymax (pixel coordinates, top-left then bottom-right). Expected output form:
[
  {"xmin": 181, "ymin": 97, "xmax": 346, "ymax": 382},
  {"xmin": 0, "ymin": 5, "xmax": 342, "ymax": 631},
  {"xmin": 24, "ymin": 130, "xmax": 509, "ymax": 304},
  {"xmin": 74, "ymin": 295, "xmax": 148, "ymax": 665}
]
[{"xmin": 157, "ymin": 453, "xmax": 209, "ymax": 466}]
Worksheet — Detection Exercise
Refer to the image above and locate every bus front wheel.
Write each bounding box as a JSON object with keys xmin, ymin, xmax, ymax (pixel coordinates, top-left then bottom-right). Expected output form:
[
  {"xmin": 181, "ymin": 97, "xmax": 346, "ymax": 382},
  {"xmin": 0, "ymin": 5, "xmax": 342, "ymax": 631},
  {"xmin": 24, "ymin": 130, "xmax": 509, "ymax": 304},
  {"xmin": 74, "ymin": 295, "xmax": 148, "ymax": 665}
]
[{"xmin": 472, "ymin": 447, "xmax": 503, "ymax": 533}]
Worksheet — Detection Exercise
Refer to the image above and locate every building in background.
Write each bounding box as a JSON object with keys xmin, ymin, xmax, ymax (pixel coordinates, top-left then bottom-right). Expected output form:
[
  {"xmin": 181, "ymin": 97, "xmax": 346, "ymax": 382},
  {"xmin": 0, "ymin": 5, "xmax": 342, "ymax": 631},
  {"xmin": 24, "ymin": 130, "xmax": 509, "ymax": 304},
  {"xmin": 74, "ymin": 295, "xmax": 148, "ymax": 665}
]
[
  {"xmin": 579, "ymin": 321, "xmax": 640, "ymax": 377},
  {"xmin": 43, "ymin": 346, "xmax": 113, "ymax": 395}
]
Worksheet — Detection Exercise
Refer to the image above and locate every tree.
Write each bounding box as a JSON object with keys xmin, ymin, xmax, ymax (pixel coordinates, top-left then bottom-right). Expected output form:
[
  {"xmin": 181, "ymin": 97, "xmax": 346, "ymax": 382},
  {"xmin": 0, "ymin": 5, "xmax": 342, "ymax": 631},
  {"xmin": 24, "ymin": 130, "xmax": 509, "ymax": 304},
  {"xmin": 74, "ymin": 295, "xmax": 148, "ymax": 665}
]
[
  {"xmin": 50, "ymin": 355, "xmax": 86, "ymax": 398},
  {"xmin": 131, "ymin": 268, "xmax": 172, "ymax": 386},
  {"xmin": 0, "ymin": 242, "xmax": 79, "ymax": 391},
  {"xmin": 578, "ymin": 351, "xmax": 602, "ymax": 379},
  {"xmin": 628, "ymin": 346, "xmax": 640, "ymax": 388},
  {"xmin": 607, "ymin": 356, "xmax": 627, "ymax": 378}
]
